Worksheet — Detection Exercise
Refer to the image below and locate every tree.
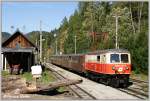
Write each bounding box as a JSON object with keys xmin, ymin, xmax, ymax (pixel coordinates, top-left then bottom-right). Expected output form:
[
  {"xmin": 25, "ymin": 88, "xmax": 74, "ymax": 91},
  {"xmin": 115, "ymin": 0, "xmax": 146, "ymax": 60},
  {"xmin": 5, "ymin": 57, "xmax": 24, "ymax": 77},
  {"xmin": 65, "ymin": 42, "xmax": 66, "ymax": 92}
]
[{"xmin": 50, "ymin": 1, "xmax": 148, "ymax": 74}]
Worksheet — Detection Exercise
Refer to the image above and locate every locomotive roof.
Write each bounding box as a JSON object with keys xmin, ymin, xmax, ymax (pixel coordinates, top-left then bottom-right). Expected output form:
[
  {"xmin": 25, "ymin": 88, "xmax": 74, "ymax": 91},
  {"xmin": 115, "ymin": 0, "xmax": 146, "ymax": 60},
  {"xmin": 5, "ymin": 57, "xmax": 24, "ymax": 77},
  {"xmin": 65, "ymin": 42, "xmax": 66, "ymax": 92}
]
[
  {"xmin": 51, "ymin": 49, "xmax": 130, "ymax": 57},
  {"xmin": 88, "ymin": 49, "xmax": 130, "ymax": 54}
]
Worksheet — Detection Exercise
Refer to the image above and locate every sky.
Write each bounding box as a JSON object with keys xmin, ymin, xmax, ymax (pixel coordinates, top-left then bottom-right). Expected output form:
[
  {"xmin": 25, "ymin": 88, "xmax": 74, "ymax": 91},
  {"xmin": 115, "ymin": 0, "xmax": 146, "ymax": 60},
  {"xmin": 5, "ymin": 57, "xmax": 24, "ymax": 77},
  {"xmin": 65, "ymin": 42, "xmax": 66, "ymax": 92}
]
[{"xmin": 2, "ymin": 2, "xmax": 78, "ymax": 34}]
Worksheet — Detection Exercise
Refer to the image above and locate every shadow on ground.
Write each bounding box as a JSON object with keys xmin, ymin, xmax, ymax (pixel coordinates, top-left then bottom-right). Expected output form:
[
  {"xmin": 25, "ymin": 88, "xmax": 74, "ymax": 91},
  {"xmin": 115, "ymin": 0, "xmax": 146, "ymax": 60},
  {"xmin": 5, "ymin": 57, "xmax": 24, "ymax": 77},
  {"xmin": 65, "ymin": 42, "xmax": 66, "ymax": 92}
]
[{"xmin": 28, "ymin": 89, "xmax": 69, "ymax": 96}]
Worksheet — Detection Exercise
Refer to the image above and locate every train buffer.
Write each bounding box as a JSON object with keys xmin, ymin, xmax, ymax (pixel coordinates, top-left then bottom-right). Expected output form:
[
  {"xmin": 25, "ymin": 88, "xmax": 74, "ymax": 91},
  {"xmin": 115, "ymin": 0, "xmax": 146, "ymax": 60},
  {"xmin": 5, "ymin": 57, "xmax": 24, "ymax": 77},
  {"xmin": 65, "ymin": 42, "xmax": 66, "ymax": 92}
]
[{"xmin": 21, "ymin": 79, "xmax": 83, "ymax": 94}]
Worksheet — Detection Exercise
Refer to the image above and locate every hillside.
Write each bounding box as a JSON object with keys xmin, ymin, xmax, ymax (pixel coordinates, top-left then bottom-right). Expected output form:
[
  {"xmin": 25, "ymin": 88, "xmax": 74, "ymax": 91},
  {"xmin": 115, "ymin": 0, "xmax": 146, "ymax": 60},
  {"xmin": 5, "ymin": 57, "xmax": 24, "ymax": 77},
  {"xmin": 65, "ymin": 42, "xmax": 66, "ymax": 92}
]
[
  {"xmin": 49, "ymin": 2, "xmax": 148, "ymax": 74},
  {"xmin": 2, "ymin": 32, "xmax": 11, "ymax": 43}
]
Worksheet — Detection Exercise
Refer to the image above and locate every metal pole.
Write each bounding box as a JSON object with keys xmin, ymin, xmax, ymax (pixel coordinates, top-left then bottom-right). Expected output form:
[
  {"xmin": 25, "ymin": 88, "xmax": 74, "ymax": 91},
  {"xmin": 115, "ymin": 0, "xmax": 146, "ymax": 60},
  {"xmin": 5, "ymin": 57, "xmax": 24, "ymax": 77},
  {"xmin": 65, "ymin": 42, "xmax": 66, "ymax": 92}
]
[
  {"xmin": 56, "ymin": 39, "xmax": 57, "ymax": 55},
  {"xmin": 75, "ymin": 35, "xmax": 77, "ymax": 54},
  {"xmin": 54, "ymin": 34, "xmax": 57, "ymax": 55},
  {"xmin": 113, "ymin": 15, "xmax": 120, "ymax": 49},
  {"xmin": 40, "ymin": 20, "xmax": 42, "ymax": 63},
  {"xmin": 116, "ymin": 16, "xmax": 118, "ymax": 49},
  {"xmin": 91, "ymin": 3, "xmax": 94, "ymax": 42}
]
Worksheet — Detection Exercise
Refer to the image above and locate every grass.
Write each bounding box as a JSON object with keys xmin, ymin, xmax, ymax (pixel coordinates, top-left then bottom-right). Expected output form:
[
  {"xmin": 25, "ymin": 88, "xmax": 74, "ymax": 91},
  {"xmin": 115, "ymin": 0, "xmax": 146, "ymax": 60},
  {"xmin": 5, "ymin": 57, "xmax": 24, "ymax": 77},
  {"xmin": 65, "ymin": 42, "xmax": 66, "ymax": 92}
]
[
  {"xmin": 21, "ymin": 70, "xmax": 56, "ymax": 84},
  {"xmin": 57, "ymin": 86, "xmax": 67, "ymax": 93},
  {"xmin": 22, "ymin": 72, "xmax": 33, "ymax": 82},
  {"xmin": 131, "ymin": 71, "xmax": 148, "ymax": 81},
  {"xmin": 41, "ymin": 70, "xmax": 56, "ymax": 84},
  {"xmin": 1, "ymin": 70, "xmax": 9, "ymax": 77}
]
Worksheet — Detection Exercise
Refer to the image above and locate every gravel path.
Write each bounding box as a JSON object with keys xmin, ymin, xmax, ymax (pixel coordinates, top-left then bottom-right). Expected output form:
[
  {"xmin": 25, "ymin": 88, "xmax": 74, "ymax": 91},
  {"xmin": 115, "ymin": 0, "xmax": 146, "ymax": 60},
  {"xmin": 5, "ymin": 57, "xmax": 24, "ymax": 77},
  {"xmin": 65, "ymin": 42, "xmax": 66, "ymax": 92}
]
[{"xmin": 46, "ymin": 63, "xmax": 139, "ymax": 100}]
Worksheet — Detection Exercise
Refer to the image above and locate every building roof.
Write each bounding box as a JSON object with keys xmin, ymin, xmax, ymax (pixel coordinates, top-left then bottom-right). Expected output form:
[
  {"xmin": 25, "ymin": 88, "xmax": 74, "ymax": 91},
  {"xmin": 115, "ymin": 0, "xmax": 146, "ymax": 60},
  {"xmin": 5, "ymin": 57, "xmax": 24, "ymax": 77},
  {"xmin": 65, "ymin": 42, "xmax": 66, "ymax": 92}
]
[
  {"xmin": 2, "ymin": 29, "xmax": 36, "ymax": 48},
  {"xmin": 2, "ymin": 47, "xmax": 36, "ymax": 53},
  {"xmin": 51, "ymin": 49, "xmax": 130, "ymax": 57}
]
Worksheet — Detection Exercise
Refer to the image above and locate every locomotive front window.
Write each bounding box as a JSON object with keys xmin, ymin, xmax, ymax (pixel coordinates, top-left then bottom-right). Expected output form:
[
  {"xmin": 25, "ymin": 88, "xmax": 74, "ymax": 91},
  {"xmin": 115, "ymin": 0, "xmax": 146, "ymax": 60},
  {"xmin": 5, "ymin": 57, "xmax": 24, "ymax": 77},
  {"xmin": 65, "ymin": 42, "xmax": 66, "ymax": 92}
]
[
  {"xmin": 110, "ymin": 54, "xmax": 120, "ymax": 63},
  {"xmin": 121, "ymin": 54, "xmax": 129, "ymax": 63}
]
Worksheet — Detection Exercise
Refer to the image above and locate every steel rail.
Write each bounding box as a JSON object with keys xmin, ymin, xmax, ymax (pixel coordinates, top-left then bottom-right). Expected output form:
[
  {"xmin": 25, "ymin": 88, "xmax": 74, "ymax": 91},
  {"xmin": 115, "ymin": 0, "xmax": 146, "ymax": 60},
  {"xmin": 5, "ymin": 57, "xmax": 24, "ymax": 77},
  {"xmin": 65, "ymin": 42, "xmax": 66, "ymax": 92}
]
[{"xmin": 45, "ymin": 63, "xmax": 97, "ymax": 100}]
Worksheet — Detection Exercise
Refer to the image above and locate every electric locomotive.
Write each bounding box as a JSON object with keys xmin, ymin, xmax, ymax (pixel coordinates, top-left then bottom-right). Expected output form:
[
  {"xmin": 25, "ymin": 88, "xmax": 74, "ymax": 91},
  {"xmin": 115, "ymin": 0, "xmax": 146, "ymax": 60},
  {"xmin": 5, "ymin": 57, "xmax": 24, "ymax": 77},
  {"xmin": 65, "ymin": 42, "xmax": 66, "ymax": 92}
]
[{"xmin": 50, "ymin": 49, "xmax": 131, "ymax": 87}]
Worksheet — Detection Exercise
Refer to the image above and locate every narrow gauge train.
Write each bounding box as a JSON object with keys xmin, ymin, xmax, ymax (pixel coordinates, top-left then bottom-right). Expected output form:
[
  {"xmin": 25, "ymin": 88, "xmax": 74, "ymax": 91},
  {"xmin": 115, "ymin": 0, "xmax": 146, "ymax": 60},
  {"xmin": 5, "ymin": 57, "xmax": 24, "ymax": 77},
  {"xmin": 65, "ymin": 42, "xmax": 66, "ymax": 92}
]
[{"xmin": 50, "ymin": 49, "xmax": 131, "ymax": 87}]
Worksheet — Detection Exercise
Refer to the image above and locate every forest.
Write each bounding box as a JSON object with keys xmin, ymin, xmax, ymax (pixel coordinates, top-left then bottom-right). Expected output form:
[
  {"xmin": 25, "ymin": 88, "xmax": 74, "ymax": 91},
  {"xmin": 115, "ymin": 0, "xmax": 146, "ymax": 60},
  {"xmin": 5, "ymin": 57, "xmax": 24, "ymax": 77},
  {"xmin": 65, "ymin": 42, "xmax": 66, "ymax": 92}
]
[{"xmin": 24, "ymin": 1, "xmax": 149, "ymax": 74}]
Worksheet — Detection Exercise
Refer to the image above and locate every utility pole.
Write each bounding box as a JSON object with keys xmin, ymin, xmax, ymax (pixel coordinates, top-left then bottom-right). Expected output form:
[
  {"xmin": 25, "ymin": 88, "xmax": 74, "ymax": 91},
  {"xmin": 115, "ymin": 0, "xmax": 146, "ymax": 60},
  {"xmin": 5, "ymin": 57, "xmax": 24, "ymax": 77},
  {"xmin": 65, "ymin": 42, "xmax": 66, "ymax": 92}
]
[
  {"xmin": 56, "ymin": 40, "xmax": 57, "ymax": 55},
  {"xmin": 91, "ymin": 2, "xmax": 94, "ymax": 42},
  {"xmin": 54, "ymin": 34, "xmax": 57, "ymax": 55},
  {"xmin": 40, "ymin": 20, "xmax": 42, "ymax": 63},
  {"xmin": 74, "ymin": 35, "xmax": 77, "ymax": 54},
  {"xmin": 113, "ymin": 15, "xmax": 121, "ymax": 49}
]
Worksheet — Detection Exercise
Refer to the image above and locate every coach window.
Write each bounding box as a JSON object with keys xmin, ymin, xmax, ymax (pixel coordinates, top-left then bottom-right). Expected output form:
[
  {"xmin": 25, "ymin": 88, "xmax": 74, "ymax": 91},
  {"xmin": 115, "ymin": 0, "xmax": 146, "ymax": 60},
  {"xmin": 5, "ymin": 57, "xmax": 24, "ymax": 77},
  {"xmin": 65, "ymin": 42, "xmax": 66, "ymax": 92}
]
[
  {"xmin": 97, "ymin": 55, "xmax": 100, "ymax": 62},
  {"xmin": 69, "ymin": 56, "xmax": 72, "ymax": 61}
]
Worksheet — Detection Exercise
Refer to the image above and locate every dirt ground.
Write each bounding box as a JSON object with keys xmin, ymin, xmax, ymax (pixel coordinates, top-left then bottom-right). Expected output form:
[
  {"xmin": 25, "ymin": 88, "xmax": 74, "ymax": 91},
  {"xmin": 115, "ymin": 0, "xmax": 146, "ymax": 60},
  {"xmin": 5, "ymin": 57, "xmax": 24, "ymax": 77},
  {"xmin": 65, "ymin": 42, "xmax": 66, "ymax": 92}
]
[{"xmin": 1, "ymin": 75, "xmax": 79, "ymax": 100}]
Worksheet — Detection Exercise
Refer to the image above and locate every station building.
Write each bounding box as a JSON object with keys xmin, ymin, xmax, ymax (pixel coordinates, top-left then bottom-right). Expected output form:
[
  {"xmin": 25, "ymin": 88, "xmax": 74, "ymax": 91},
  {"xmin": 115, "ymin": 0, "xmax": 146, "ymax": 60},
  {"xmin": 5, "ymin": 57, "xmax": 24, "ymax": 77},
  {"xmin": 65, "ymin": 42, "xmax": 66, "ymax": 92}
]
[{"xmin": 1, "ymin": 30, "xmax": 38, "ymax": 72}]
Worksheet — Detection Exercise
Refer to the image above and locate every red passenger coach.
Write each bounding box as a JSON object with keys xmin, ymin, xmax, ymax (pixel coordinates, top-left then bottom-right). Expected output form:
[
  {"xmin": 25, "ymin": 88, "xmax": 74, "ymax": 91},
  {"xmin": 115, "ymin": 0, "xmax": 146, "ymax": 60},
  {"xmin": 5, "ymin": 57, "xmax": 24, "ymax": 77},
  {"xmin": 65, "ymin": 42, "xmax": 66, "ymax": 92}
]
[{"xmin": 51, "ymin": 49, "xmax": 131, "ymax": 88}]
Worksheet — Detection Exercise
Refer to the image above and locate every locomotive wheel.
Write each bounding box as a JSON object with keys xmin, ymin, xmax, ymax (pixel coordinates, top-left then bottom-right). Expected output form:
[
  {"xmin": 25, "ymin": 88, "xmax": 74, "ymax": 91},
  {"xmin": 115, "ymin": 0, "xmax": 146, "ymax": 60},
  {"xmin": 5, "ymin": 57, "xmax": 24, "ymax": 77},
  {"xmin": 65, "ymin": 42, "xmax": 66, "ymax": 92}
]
[
  {"xmin": 85, "ymin": 72, "xmax": 89, "ymax": 78},
  {"xmin": 112, "ymin": 78, "xmax": 120, "ymax": 88},
  {"xmin": 92, "ymin": 75, "xmax": 98, "ymax": 81},
  {"xmin": 122, "ymin": 79, "xmax": 129, "ymax": 88},
  {"xmin": 106, "ymin": 78, "xmax": 111, "ymax": 86},
  {"xmin": 95, "ymin": 78, "xmax": 100, "ymax": 82},
  {"xmin": 99, "ymin": 78, "xmax": 103, "ymax": 83},
  {"xmin": 115, "ymin": 79, "xmax": 120, "ymax": 88},
  {"xmin": 122, "ymin": 83, "xmax": 128, "ymax": 88}
]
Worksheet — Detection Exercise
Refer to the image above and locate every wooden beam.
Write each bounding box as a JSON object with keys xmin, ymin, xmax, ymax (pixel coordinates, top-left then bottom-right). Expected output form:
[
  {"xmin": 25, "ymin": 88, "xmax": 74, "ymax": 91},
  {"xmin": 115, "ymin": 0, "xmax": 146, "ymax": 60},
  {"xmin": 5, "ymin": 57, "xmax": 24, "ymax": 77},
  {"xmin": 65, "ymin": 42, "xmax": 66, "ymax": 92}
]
[
  {"xmin": 2, "ymin": 47, "xmax": 35, "ymax": 53},
  {"xmin": 21, "ymin": 79, "xmax": 83, "ymax": 94}
]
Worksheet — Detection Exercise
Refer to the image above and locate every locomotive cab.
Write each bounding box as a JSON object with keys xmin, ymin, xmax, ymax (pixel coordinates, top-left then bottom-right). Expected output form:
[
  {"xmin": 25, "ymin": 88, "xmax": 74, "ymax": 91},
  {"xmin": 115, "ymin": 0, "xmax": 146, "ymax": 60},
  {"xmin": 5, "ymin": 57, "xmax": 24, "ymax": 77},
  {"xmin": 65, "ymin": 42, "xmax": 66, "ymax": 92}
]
[
  {"xmin": 108, "ymin": 52, "xmax": 131, "ymax": 74},
  {"xmin": 106, "ymin": 52, "xmax": 131, "ymax": 87}
]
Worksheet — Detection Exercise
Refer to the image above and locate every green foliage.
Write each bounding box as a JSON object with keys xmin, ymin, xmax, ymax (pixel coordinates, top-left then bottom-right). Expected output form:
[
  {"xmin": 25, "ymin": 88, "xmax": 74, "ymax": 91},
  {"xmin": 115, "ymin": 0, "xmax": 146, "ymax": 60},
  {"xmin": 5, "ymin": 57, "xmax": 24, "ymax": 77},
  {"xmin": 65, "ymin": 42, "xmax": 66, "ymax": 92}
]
[
  {"xmin": 1, "ymin": 2, "xmax": 148, "ymax": 75},
  {"xmin": 130, "ymin": 31, "xmax": 148, "ymax": 74},
  {"xmin": 60, "ymin": 16, "xmax": 68, "ymax": 31},
  {"xmin": 26, "ymin": 31, "xmax": 54, "ymax": 60},
  {"xmin": 22, "ymin": 71, "xmax": 56, "ymax": 84},
  {"xmin": 51, "ymin": 2, "xmax": 148, "ymax": 75},
  {"xmin": 22, "ymin": 72, "xmax": 33, "ymax": 82},
  {"xmin": 2, "ymin": 70, "xmax": 9, "ymax": 77},
  {"xmin": 26, "ymin": 31, "xmax": 40, "ymax": 44},
  {"xmin": 57, "ymin": 86, "xmax": 67, "ymax": 93},
  {"xmin": 41, "ymin": 70, "xmax": 56, "ymax": 84}
]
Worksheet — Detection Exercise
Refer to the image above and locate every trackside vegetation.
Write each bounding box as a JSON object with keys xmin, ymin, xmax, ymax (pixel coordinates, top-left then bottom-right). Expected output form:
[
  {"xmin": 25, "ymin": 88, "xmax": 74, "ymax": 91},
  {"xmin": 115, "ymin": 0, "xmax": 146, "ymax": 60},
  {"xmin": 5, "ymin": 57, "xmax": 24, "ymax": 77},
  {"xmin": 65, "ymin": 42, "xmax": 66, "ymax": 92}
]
[{"xmin": 26, "ymin": 2, "xmax": 148, "ymax": 75}]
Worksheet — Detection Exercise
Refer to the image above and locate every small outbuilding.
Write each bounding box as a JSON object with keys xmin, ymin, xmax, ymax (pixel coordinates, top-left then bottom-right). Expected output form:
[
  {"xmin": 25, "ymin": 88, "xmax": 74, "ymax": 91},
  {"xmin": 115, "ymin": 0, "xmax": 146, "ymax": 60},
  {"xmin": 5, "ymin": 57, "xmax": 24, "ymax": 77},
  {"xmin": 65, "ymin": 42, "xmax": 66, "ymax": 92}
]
[{"xmin": 1, "ymin": 29, "xmax": 38, "ymax": 73}]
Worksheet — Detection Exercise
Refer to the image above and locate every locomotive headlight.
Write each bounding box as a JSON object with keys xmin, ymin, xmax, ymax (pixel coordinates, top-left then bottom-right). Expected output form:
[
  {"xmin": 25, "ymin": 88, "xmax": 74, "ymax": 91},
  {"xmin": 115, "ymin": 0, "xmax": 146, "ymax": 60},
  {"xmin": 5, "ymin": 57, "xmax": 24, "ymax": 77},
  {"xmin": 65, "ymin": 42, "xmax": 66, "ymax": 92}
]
[
  {"xmin": 125, "ymin": 66, "xmax": 129, "ymax": 70},
  {"xmin": 112, "ymin": 66, "xmax": 115, "ymax": 70}
]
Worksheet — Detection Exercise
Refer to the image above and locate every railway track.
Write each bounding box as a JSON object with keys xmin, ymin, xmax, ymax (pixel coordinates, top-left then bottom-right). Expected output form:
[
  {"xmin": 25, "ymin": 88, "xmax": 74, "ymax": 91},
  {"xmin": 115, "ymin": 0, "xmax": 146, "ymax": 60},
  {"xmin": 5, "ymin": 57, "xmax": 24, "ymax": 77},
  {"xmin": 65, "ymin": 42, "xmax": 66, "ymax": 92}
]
[
  {"xmin": 130, "ymin": 78, "xmax": 148, "ymax": 84},
  {"xmin": 118, "ymin": 78, "xmax": 148, "ymax": 99},
  {"xmin": 44, "ymin": 63, "xmax": 148, "ymax": 99},
  {"xmin": 45, "ymin": 63, "xmax": 97, "ymax": 100}
]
